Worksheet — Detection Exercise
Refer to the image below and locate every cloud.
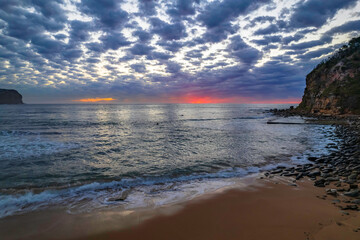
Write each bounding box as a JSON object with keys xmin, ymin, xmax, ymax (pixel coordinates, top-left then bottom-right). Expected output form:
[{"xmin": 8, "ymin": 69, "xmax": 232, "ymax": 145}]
[
  {"xmin": 78, "ymin": 0, "xmax": 128, "ymax": 30},
  {"xmin": 150, "ymin": 17, "xmax": 187, "ymax": 41},
  {"xmin": 289, "ymin": 0, "xmax": 358, "ymax": 28},
  {"xmin": 228, "ymin": 35, "xmax": 262, "ymax": 66},
  {"xmin": 254, "ymin": 24, "xmax": 279, "ymax": 35},
  {"xmin": 0, "ymin": 0, "xmax": 359, "ymax": 103},
  {"xmin": 325, "ymin": 20, "xmax": 360, "ymax": 36},
  {"xmin": 130, "ymin": 63, "xmax": 146, "ymax": 73},
  {"xmin": 198, "ymin": 0, "xmax": 272, "ymax": 42},
  {"xmin": 129, "ymin": 43, "xmax": 154, "ymax": 55}
]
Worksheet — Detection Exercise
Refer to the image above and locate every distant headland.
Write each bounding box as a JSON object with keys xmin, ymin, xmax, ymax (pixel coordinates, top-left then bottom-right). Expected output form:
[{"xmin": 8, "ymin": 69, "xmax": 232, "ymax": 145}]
[{"xmin": 0, "ymin": 89, "xmax": 23, "ymax": 104}]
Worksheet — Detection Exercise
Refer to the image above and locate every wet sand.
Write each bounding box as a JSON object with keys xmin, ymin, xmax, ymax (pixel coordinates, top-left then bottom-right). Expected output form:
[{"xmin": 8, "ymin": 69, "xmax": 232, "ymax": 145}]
[
  {"xmin": 76, "ymin": 177, "xmax": 360, "ymax": 240},
  {"xmin": 1, "ymin": 176, "xmax": 359, "ymax": 240}
]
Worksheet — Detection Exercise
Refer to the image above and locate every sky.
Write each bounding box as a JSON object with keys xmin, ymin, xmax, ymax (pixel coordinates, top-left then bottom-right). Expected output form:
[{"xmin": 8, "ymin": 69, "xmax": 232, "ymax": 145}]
[{"xmin": 0, "ymin": 0, "xmax": 359, "ymax": 104}]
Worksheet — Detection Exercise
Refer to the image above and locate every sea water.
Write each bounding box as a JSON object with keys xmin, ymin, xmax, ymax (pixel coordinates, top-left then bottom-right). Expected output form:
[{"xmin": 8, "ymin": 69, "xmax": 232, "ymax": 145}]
[{"xmin": 0, "ymin": 104, "xmax": 339, "ymax": 218}]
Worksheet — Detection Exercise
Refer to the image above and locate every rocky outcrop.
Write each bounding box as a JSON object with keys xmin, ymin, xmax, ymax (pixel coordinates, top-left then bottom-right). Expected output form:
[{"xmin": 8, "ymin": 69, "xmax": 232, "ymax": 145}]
[
  {"xmin": 0, "ymin": 89, "xmax": 24, "ymax": 104},
  {"xmin": 297, "ymin": 37, "xmax": 360, "ymax": 115}
]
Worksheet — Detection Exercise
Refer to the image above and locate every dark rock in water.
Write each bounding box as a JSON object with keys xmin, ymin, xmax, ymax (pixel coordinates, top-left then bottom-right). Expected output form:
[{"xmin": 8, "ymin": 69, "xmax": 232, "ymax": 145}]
[
  {"xmin": 0, "ymin": 89, "xmax": 23, "ymax": 104},
  {"xmin": 308, "ymin": 157, "xmax": 318, "ymax": 162},
  {"xmin": 108, "ymin": 189, "xmax": 131, "ymax": 201}
]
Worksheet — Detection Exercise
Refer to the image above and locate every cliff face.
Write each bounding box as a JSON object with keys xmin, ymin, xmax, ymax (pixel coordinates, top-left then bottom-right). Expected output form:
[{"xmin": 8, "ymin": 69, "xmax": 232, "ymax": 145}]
[
  {"xmin": 0, "ymin": 89, "xmax": 24, "ymax": 104},
  {"xmin": 297, "ymin": 37, "xmax": 360, "ymax": 115}
]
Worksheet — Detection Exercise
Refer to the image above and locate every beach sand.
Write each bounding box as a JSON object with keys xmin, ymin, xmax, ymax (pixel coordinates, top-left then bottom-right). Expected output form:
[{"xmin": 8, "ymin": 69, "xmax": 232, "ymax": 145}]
[
  {"xmin": 75, "ymin": 177, "xmax": 360, "ymax": 240},
  {"xmin": 1, "ymin": 176, "xmax": 359, "ymax": 240}
]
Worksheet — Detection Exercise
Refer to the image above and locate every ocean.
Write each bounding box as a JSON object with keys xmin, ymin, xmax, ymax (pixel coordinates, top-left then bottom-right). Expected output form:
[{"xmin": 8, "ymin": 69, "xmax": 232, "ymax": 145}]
[{"xmin": 0, "ymin": 104, "xmax": 339, "ymax": 219}]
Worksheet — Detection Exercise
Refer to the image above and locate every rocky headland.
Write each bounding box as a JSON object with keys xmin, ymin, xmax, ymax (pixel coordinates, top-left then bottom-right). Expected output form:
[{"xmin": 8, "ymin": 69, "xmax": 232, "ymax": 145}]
[
  {"xmin": 298, "ymin": 36, "xmax": 360, "ymax": 115},
  {"xmin": 0, "ymin": 89, "xmax": 23, "ymax": 104},
  {"xmin": 266, "ymin": 36, "xmax": 360, "ymax": 216}
]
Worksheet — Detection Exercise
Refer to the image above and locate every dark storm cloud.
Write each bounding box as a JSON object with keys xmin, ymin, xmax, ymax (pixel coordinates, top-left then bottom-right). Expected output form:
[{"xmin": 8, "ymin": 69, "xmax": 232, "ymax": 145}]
[{"xmin": 289, "ymin": 0, "xmax": 358, "ymax": 28}]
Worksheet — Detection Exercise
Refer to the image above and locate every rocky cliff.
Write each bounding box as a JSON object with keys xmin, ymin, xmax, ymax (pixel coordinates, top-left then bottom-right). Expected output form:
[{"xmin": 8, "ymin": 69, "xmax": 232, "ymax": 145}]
[
  {"xmin": 0, "ymin": 89, "xmax": 24, "ymax": 104},
  {"xmin": 297, "ymin": 37, "xmax": 360, "ymax": 115}
]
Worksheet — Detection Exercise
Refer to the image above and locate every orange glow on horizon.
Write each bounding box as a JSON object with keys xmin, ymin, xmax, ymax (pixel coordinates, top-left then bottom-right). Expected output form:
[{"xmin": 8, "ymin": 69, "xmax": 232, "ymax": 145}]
[{"xmin": 72, "ymin": 98, "xmax": 117, "ymax": 103}]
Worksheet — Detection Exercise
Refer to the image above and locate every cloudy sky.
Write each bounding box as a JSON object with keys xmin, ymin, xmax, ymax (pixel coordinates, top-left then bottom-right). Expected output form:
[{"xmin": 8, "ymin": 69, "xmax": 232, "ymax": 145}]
[{"xmin": 0, "ymin": 0, "xmax": 359, "ymax": 103}]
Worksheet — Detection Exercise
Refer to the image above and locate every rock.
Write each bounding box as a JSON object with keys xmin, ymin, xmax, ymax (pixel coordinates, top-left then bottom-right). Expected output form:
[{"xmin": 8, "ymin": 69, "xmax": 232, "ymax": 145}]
[
  {"xmin": 348, "ymin": 174, "xmax": 358, "ymax": 181},
  {"xmin": 314, "ymin": 178, "xmax": 326, "ymax": 187},
  {"xmin": 271, "ymin": 169, "xmax": 283, "ymax": 174},
  {"xmin": 0, "ymin": 89, "xmax": 23, "ymax": 104},
  {"xmin": 296, "ymin": 173, "xmax": 304, "ymax": 180},
  {"xmin": 308, "ymin": 171, "xmax": 321, "ymax": 177},
  {"xmin": 340, "ymin": 211, "xmax": 350, "ymax": 215},
  {"xmin": 326, "ymin": 189, "xmax": 338, "ymax": 197},
  {"xmin": 351, "ymin": 199, "xmax": 360, "ymax": 204},
  {"xmin": 325, "ymin": 177, "xmax": 339, "ymax": 182},
  {"xmin": 344, "ymin": 189, "xmax": 360, "ymax": 198},
  {"xmin": 340, "ymin": 204, "xmax": 358, "ymax": 211},
  {"xmin": 108, "ymin": 189, "xmax": 131, "ymax": 201},
  {"xmin": 308, "ymin": 156, "xmax": 318, "ymax": 162}
]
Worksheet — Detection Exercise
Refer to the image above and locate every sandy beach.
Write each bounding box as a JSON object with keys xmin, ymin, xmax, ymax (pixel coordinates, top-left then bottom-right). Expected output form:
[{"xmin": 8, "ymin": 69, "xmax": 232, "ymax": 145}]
[
  {"xmin": 74, "ymin": 177, "xmax": 360, "ymax": 240},
  {"xmin": 1, "ymin": 176, "xmax": 359, "ymax": 240}
]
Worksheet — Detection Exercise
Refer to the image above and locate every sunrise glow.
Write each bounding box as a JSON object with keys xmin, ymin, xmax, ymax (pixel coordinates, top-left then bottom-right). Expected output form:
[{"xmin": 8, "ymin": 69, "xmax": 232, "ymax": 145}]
[{"xmin": 72, "ymin": 98, "xmax": 117, "ymax": 103}]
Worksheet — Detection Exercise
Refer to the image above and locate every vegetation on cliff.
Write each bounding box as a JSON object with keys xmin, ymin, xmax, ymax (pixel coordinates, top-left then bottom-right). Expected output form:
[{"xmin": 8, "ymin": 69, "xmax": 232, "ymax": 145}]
[{"xmin": 297, "ymin": 36, "xmax": 360, "ymax": 115}]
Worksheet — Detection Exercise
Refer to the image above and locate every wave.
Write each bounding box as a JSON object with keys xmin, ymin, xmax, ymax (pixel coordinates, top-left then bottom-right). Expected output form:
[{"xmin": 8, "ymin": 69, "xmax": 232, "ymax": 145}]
[
  {"xmin": 0, "ymin": 130, "xmax": 62, "ymax": 136},
  {"xmin": 0, "ymin": 163, "xmax": 290, "ymax": 219}
]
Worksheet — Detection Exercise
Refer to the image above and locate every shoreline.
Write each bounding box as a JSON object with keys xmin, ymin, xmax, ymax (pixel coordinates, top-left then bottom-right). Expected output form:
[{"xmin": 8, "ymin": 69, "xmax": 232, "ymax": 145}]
[
  {"xmin": 76, "ymin": 176, "xmax": 360, "ymax": 240},
  {"xmin": 2, "ymin": 175, "xmax": 359, "ymax": 240}
]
